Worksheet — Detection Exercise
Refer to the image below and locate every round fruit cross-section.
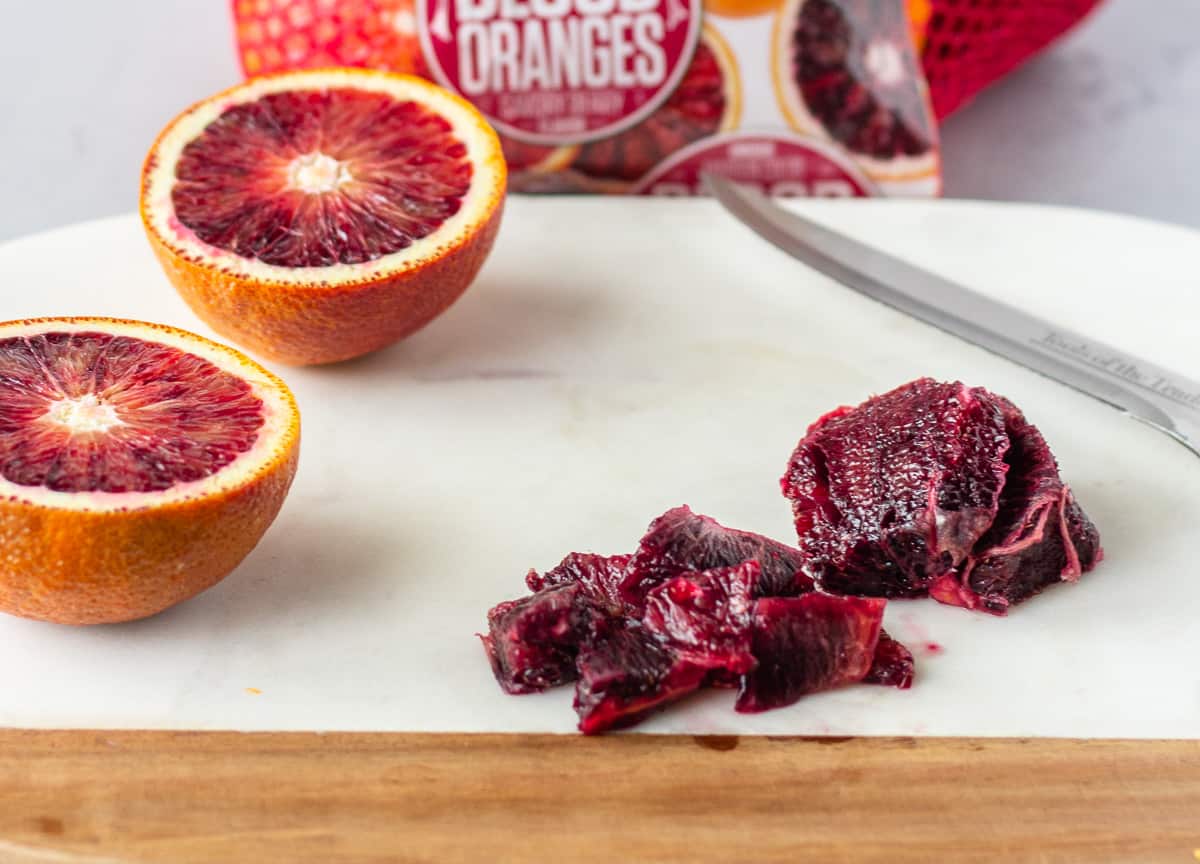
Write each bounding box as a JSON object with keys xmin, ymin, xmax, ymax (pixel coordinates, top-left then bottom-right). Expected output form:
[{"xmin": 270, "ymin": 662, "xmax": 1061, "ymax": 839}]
[
  {"xmin": 569, "ymin": 26, "xmax": 742, "ymax": 190},
  {"xmin": 141, "ymin": 68, "xmax": 506, "ymax": 365},
  {"xmin": 772, "ymin": 0, "xmax": 937, "ymax": 181},
  {"xmin": 0, "ymin": 318, "xmax": 300, "ymax": 625}
]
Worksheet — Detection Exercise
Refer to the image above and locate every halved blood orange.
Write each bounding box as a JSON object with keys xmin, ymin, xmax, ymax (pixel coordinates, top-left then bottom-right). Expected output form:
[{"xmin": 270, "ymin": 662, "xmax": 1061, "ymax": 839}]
[
  {"xmin": 141, "ymin": 68, "xmax": 506, "ymax": 365},
  {"xmin": 569, "ymin": 25, "xmax": 743, "ymax": 191},
  {"xmin": 0, "ymin": 318, "xmax": 300, "ymax": 625}
]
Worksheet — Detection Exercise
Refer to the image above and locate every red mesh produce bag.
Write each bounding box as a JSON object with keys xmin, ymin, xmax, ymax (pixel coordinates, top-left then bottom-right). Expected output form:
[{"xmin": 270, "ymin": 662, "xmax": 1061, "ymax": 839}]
[
  {"xmin": 920, "ymin": 0, "xmax": 1103, "ymax": 118},
  {"xmin": 234, "ymin": 0, "xmax": 429, "ymax": 77}
]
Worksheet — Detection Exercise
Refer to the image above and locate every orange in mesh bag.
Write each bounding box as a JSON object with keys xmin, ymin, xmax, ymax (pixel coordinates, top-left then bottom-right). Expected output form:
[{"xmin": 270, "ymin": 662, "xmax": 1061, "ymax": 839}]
[{"xmin": 230, "ymin": 0, "xmax": 1092, "ymax": 195}]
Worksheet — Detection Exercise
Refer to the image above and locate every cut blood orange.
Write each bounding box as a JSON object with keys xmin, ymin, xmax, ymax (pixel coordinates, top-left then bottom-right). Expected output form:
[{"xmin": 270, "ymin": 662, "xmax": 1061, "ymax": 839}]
[
  {"xmin": 141, "ymin": 68, "xmax": 506, "ymax": 365},
  {"xmin": 569, "ymin": 26, "xmax": 743, "ymax": 191},
  {"xmin": 0, "ymin": 318, "xmax": 300, "ymax": 625}
]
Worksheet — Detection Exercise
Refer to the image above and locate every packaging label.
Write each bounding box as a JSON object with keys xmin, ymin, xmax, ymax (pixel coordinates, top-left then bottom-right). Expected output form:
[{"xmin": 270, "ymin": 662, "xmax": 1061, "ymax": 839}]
[
  {"xmin": 631, "ymin": 133, "xmax": 875, "ymax": 197},
  {"xmin": 234, "ymin": 0, "xmax": 943, "ymax": 197},
  {"xmin": 417, "ymin": 0, "xmax": 703, "ymax": 143}
]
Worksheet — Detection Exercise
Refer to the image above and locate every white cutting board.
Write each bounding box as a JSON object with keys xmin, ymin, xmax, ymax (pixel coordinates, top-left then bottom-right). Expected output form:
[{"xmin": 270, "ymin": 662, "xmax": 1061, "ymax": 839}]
[{"xmin": 0, "ymin": 198, "xmax": 1196, "ymax": 737}]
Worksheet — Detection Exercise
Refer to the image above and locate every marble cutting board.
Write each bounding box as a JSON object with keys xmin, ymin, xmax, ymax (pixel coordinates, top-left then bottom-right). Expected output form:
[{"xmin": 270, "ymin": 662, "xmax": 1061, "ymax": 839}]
[{"xmin": 0, "ymin": 197, "xmax": 1196, "ymax": 737}]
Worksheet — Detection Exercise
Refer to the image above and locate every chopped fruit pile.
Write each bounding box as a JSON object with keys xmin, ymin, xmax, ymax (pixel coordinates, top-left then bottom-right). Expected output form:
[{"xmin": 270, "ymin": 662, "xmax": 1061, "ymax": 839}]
[
  {"xmin": 483, "ymin": 506, "xmax": 913, "ymax": 734},
  {"xmin": 482, "ymin": 378, "xmax": 1101, "ymax": 732},
  {"xmin": 782, "ymin": 378, "xmax": 1102, "ymax": 614}
]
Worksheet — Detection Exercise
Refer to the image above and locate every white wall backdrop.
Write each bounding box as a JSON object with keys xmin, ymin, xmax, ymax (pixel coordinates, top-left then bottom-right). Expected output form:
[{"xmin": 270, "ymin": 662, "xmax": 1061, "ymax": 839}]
[{"xmin": 1, "ymin": 0, "xmax": 1197, "ymax": 242}]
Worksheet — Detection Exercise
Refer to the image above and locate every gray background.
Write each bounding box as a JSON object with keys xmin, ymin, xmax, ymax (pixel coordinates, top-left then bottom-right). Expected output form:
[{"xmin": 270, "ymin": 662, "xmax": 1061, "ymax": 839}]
[{"xmin": 1, "ymin": 0, "xmax": 1197, "ymax": 242}]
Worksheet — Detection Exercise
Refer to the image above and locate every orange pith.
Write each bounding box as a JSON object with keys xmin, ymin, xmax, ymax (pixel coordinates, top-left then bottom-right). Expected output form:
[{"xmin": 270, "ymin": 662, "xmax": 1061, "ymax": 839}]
[
  {"xmin": 140, "ymin": 68, "xmax": 507, "ymax": 366},
  {"xmin": 0, "ymin": 318, "xmax": 300, "ymax": 626}
]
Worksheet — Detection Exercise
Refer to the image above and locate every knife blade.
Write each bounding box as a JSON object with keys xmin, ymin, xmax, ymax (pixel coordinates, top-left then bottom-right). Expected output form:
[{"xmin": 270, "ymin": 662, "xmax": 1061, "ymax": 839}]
[{"xmin": 703, "ymin": 173, "xmax": 1200, "ymax": 458}]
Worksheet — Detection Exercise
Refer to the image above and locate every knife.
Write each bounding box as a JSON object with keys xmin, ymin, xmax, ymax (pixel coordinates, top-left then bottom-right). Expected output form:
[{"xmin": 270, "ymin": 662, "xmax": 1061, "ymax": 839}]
[{"xmin": 703, "ymin": 174, "xmax": 1200, "ymax": 458}]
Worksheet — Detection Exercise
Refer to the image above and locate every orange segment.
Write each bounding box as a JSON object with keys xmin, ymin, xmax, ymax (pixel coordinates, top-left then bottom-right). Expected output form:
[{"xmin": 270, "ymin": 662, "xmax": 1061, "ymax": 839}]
[
  {"xmin": 0, "ymin": 317, "xmax": 300, "ymax": 625},
  {"xmin": 140, "ymin": 68, "xmax": 506, "ymax": 365}
]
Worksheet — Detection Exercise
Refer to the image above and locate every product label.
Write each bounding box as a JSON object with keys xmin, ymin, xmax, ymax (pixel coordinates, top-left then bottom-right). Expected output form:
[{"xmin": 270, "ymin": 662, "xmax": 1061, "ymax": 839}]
[
  {"xmin": 417, "ymin": 0, "xmax": 702, "ymax": 144},
  {"xmin": 631, "ymin": 133, "xmax": 876, "ymax": 197}
]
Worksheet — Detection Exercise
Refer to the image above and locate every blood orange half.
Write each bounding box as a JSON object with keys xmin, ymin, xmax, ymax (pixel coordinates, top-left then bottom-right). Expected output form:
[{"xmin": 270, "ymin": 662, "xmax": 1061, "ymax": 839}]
[
  {"xmin": 141, "ymin": 68, "xmax": 506, "ymax": 366},
  {"xmin": 0, "ymin": 318, "xmax": 300, "ymax": 625}
]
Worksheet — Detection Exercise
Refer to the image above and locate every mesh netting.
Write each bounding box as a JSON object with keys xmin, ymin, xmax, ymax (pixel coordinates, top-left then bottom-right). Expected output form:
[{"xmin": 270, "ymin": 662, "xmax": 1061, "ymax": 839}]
[{"xmin": 921, "ymin": 0, "xmax": 1103, "ymax": 118}]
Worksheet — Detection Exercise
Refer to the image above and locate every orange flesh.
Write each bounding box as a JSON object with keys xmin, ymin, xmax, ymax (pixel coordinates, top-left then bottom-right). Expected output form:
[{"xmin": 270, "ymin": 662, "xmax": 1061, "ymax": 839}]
[{"xmin": 0, "ymin": 332, "xmax": 263, "ymax": 493}]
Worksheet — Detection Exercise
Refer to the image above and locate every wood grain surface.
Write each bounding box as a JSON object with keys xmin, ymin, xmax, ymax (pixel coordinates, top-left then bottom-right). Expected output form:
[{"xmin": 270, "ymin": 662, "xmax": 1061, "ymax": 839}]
[{"xmin": 0, "ymin": 732, "xmax": 1196, "ymax": 863}]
